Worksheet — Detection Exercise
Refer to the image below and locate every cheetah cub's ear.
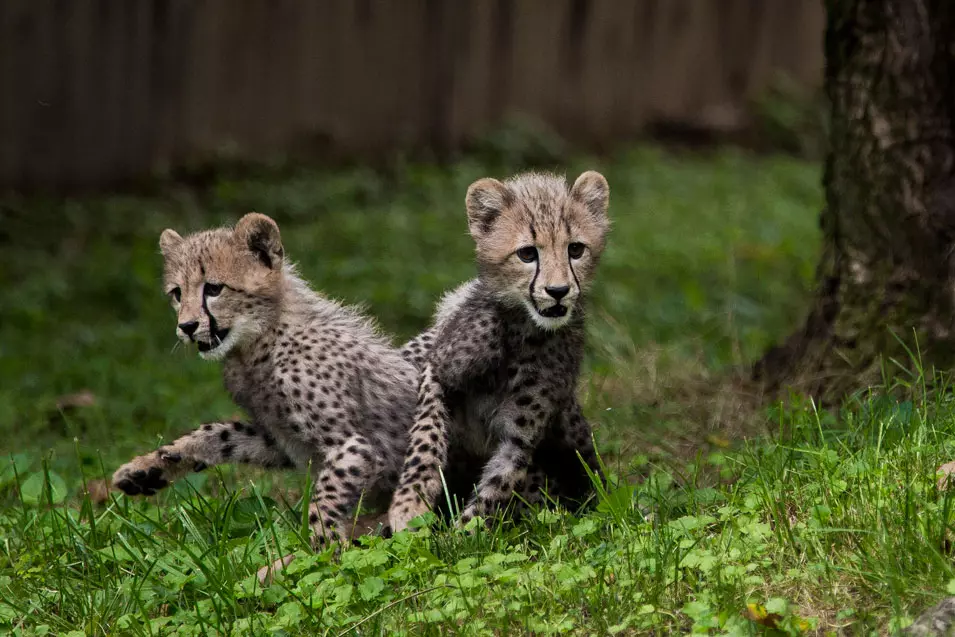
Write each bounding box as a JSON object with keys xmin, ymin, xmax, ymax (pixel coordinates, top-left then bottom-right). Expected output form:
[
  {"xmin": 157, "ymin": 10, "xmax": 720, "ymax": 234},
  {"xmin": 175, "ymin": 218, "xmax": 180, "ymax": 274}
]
[
  {"xmin": 465, "ymin": 178, "xmax": 513, "ymax": 238},
  {"xmin": 570, "ymin": 171, "xmax": 610, "ymax": 223},
  {"xmin": 159, "ymin": 229, "xmax": 183, "ymax": 256},
  {"xmin": 235, "ymin": 212, "xmax": 284, "ymax": 270}
]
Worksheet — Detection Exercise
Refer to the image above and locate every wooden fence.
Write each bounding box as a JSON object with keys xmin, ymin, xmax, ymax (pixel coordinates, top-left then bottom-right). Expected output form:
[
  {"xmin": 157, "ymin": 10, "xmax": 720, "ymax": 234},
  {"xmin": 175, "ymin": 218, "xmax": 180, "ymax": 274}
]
[{"xmin": 0, "ymin": 0, "xmax": 824, "ymax": 189}]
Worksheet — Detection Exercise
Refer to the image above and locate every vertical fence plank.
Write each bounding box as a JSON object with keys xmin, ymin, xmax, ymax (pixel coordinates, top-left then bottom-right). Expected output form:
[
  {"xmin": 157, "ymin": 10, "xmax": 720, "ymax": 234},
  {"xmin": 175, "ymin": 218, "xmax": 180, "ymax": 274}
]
[{"xmin": 0, "ymin": 0, "xmax": 24, "ymax": 185}]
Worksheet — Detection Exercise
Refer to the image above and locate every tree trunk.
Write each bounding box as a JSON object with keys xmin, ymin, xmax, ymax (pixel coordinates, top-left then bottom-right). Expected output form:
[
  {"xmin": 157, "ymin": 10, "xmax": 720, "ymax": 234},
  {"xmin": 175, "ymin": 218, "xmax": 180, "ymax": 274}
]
[{"xmin": 754, "ymin": 0, "xmax": 955, "ymax": 401}]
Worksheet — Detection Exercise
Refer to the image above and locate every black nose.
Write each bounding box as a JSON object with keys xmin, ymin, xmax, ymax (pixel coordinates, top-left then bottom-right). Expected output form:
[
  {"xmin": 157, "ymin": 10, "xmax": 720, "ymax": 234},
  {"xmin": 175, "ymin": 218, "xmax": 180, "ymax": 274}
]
[
  {"xmin": 178, "ymin": 321, "xmax": 199, "ymax": 337},
  {"xmin": 545, "ymin": 285, "xmax": 570, "ymax": 301}
]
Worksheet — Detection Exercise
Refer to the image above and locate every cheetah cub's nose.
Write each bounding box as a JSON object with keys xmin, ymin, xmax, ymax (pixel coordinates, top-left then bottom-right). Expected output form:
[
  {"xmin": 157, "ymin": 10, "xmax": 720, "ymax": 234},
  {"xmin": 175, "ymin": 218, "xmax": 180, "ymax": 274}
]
[
  {"xmin": 544, "ymin": 285, "xmax": 570, "ymax": 301},
  {"xmin": 178, "ymin": 320, "xmax": 200, "ymax": 337}
]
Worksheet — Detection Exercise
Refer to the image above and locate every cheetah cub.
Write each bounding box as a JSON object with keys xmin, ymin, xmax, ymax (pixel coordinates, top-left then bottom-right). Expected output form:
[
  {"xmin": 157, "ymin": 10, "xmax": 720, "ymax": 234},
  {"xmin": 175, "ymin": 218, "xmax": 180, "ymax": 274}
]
[
  {"xmin": 389, "ymin": 171, "xmax": 609, "ymax": 532},
  {"xmin": 112, "ymin": 213, "xmax": 417, "ymax": 546}
]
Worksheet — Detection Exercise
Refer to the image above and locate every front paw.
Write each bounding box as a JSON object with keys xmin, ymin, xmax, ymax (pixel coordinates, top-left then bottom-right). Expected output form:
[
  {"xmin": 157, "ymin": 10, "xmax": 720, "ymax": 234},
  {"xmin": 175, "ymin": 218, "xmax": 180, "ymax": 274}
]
[
  {"xmin": 257, "ymin": 554, "xmax": 296, "ymax": 586},
  {"xmin": 387, "ymin": 500, "xmax": 432, "ymax": 534},
  {"xmin": 310, "ymin": 525, "xmax": 352, "ymax": 552},
  {"xmin": 111, "ymin": 450, "xmax": 183, "ymax": 496},
  {"xmin": 458, "ymin": 505, "xmax": 476, "ymax": 529},
  {"xmin": 458, "ymin": 502, "xmax": 494, "ymax": 532}
]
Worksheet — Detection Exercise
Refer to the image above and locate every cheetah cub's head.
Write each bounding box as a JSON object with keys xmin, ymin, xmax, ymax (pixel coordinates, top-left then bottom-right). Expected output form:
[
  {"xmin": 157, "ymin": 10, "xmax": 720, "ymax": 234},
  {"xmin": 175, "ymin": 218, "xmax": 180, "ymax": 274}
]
[
  {"xmin": 466, "ymin": 171, "xmax": 610, "ymax": 331},
  {"xmin": 159, "ymin": 213, "xmax": 285, "ymax": 360}
]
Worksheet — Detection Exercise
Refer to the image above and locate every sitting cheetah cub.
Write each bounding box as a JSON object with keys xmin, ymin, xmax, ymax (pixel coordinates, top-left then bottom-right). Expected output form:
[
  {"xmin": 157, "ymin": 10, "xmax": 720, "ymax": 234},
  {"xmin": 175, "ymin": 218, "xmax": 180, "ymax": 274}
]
[
  {"xmin": 389, "ymin": 171, "xmax": 609, "ymax": 532},
  {"xmin": 112, "ymin": 213, "xmax": 417, "ymax": 546}
]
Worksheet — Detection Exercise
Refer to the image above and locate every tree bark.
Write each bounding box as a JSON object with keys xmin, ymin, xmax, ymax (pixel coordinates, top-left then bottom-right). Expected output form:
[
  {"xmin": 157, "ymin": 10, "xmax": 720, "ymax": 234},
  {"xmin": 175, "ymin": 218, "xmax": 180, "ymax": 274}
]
[{"xmin": 754, "ymin": 0, "xmax": 955, "ymax": 401}]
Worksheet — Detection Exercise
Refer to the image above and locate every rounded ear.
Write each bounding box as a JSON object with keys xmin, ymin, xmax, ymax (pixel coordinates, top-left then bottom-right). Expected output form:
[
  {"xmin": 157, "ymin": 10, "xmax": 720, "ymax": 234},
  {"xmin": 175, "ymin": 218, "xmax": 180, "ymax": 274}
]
[
  {"xmin": 159, "ymin": 229, "xmax": 183, "ymax": 256},
  {"xmin": 235, "ymin": 212, "xmax": 284, "ymax": 269},
  {"xmin": 465, "ymin": 178, "xmax": 512, "ymax": 238},
  {"xmin": 570, "ymin": 171, "xmax": 610, "ymax": 221}
]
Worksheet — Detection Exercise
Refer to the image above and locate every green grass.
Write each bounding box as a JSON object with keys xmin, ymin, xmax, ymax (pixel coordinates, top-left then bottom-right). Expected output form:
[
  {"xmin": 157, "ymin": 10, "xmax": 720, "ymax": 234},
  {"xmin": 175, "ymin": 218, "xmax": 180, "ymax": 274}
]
[{"xmin": 3, "ymin": 146, "xmax": 951, "ymax": 634}]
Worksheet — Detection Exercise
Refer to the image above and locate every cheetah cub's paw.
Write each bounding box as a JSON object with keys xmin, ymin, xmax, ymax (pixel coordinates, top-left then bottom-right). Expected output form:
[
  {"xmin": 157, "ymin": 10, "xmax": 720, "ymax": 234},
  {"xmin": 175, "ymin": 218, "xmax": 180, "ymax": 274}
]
[
  {"xmin": 454, "ymin": 509, "xmax": 489, "ymax": 536},
  {"xmin": 308, "ymin": 518, "xmax": 358, "ymax": 551},
  {"xmin": 387, "ymin": 500, "xmax": 432, "ymax": 534},
  {"xmin": 257, "ymin": 554, "xmax": 297, "ymax": 586},
  {"xmin": 111, "ymin": 449, "xmax": 193, "ymax": 496}
]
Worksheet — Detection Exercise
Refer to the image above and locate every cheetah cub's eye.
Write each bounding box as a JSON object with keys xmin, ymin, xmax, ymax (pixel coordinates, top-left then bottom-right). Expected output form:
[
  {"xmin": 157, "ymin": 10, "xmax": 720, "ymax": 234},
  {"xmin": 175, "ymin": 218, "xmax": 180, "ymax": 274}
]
[
  {"xmin": 516, "ymin": 246, "xmax": 538, "ymax": 263},
  {"xmin": 568, "ymin": 242, "xmax": 585, "ymax": 259},
  {"xmin": 204, "ymin": 282, "xmax": 224, "ymax": 297},
  {"xmin": 169, "ymin": 287, "xmax": 181, "ymax": 302}
]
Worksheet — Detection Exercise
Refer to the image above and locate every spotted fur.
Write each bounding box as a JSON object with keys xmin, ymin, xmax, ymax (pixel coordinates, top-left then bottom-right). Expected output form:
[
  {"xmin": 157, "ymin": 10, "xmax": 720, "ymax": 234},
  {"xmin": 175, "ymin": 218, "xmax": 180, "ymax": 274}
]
[
  {"xmin": 112, "ymin": 213, "xmax": 417, "ymax": 546},
  {"xmin": 389, "ymin": 171, "xmax": 610, "ymax": 532}
]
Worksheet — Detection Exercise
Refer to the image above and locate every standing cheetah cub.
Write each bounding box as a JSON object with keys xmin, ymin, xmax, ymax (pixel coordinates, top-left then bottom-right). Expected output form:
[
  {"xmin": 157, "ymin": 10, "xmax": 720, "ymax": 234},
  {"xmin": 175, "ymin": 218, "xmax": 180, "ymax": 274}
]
[
  {"xmin": 389, "ymin": 171, "xmax": 609, "ymax": 532},
  {"xmin": 112, "ymin": 213, "xmax": 417, "ymax": 546}
]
